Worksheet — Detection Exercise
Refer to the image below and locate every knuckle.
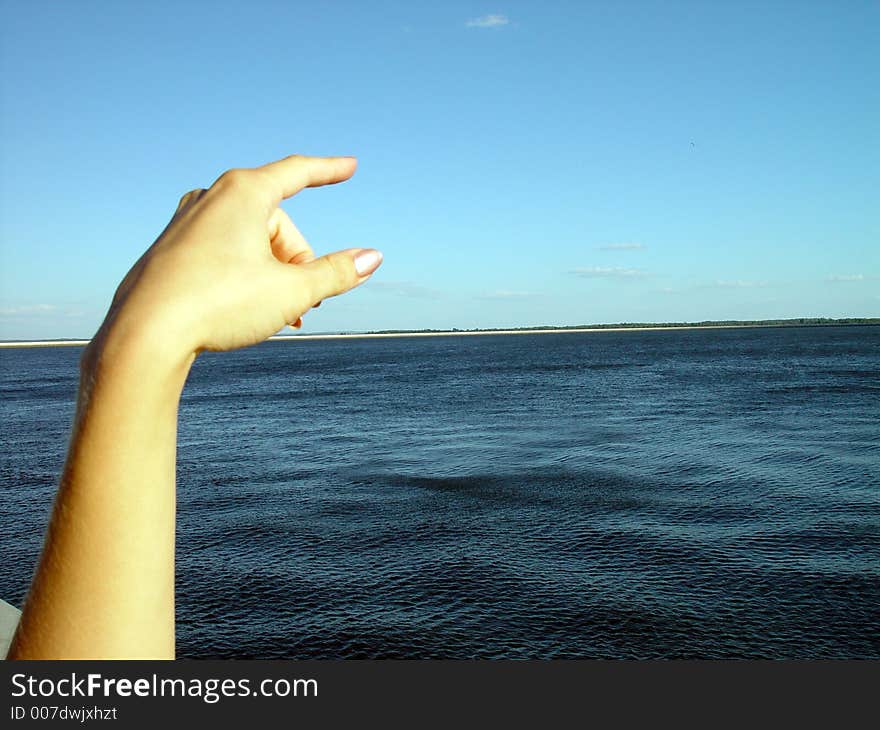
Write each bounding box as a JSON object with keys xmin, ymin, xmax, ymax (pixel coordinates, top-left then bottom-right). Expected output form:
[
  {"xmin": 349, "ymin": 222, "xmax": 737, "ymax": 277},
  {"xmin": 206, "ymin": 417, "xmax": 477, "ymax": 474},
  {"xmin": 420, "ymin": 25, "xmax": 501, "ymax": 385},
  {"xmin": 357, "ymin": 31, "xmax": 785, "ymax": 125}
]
[
  {"xmin": 308, "ymin": 256, "xmax": 352, "ymax": 303},
  {"xmin": 177, "ymin": 188, "xmax": 204, "ymax": 207},
  {"xmin": 327, "ymin": 254, "xmax": 353, "ymax": 287},
  {"xmin": 215, "ymin": 168, "xmax": 252, "ymax": 193}
]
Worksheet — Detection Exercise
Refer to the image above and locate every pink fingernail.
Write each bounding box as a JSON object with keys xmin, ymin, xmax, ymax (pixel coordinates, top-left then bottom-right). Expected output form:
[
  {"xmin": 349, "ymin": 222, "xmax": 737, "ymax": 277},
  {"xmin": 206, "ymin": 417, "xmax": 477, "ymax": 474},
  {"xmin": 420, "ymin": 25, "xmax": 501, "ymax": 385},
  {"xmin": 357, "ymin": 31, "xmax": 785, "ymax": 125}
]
[{"xmin": 354, "ymin": 249, "xmax": 383, "ymax": 277}]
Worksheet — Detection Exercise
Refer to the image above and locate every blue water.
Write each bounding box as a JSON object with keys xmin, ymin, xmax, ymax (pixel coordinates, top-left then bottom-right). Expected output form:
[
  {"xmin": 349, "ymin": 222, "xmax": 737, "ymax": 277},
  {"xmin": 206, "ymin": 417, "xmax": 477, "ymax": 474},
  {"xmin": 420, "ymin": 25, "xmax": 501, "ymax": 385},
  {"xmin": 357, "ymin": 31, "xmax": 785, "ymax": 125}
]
[{"xmin": 1, "ymin": 326, "xmax": 878, "ymax": 658}]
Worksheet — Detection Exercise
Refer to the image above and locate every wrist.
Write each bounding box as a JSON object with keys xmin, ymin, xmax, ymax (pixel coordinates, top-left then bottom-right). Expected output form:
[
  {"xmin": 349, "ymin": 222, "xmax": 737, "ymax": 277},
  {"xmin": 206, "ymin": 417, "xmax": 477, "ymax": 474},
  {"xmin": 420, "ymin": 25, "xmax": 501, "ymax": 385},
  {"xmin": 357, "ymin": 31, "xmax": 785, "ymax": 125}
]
[{"xmin": 82, "ymin": 309, "xmax": 196, "ymax": 396}]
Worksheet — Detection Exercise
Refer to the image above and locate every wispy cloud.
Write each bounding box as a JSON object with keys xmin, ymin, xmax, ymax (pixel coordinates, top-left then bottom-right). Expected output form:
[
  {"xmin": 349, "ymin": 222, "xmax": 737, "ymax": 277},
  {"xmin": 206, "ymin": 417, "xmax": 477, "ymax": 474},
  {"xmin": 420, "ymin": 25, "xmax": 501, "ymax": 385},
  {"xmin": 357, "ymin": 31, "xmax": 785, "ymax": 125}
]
[
  {"xmin": 571, "ymin": 267, "xmax": 648, "ymax": 279},
  {"xmin": 598, "ymin": 242, "xmax": 646, "ymax": 251},
  {"xmin": 465, "ymin": 14, "xmax": 510, "ymax": 28},
  {"xmin": 827, "ymin": 273, "xmax": 865, "ymax": 282},
  {"xmin": 714, "ymin": 280, "xmax": 769, "ymax": 289},
  {"xmin": 477, "ymin": 290, "xmax": 534, "ymax": 300},
  {"xmin": 0, "ymin": 304, "xmax": 58, "ymax": 316},
  {"xmin": 368, "ymin": 281, "xmax": 443, "ymax": 299}
]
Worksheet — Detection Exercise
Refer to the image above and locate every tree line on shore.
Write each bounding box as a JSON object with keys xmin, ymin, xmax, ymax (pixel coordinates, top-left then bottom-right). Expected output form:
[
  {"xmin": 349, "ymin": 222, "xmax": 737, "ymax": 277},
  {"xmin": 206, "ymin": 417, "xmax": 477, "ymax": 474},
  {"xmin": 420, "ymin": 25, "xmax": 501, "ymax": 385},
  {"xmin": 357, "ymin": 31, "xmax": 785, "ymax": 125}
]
[{"xmin": 363, "ymin": 317, "xmax": 880, "ymax": 335}]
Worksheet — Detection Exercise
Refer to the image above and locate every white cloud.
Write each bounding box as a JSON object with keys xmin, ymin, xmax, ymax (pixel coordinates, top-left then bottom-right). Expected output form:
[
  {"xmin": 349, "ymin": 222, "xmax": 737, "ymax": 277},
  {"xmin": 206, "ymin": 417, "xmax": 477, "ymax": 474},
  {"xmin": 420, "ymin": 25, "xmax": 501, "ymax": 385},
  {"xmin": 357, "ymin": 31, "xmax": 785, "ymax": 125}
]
[
  {"xmin": 598, "ymin": 243, "xmax": 646, "ymax": 251},
  {"xmin": 827, "ymin": 274, "xmax": 865, "ymax": 282},
  {"xmin": 571, "ymin": 267, "xmax": 648, "ymax": 279},
  {"xmin": 714, "ymin": 280, "xmax": 769, "ymax": 289},
  {"xmin": 465, "ymin": 14, "xmax": 510, "ymax": 28},
  {"xmin": 0, "ymin": 304, "xmax": 58, "ymax": 316}
]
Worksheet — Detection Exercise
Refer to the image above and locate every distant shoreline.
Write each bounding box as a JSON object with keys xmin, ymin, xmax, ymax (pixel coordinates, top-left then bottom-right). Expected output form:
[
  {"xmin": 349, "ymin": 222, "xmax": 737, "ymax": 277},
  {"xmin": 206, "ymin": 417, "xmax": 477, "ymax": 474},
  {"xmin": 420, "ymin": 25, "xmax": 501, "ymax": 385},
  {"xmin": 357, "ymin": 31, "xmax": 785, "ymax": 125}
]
[
  {"xmin": 1, "ymin": 318, "xmax": 877, "ymax": 349},
  {"xmin": 272, "ymin": 319, "xmax": 879, "ymax": 342},
  {"xmin": 0, "ymin": 339, "xmax": 90, "ymax": 349}
]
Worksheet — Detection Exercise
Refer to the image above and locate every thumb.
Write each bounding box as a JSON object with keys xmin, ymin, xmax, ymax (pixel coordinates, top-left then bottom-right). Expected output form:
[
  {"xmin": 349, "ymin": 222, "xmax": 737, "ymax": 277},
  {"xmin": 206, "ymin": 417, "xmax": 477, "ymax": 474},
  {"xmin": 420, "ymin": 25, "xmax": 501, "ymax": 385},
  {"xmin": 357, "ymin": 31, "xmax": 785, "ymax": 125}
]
[{"xmin": 297, "ymin": 248, "xmax": 383, "ymax": 303}]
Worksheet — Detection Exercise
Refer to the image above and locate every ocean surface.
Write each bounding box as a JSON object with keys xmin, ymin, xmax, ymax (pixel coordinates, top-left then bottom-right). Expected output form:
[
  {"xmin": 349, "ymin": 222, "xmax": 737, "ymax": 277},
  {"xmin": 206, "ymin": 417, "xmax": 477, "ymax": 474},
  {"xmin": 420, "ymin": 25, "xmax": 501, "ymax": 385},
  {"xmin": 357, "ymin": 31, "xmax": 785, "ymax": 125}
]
[{"xmin": 1, "ymin": 325, "xmax": 878, "ymax": 659}]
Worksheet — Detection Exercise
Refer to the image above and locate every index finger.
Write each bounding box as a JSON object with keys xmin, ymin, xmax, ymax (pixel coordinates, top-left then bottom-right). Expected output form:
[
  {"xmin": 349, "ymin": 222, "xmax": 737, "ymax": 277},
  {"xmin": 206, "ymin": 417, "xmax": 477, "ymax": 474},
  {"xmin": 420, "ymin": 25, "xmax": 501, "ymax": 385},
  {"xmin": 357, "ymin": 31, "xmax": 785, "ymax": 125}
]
[{"xmin": 257, "ymin": 154, "xmax": 357, "ymax": 203}]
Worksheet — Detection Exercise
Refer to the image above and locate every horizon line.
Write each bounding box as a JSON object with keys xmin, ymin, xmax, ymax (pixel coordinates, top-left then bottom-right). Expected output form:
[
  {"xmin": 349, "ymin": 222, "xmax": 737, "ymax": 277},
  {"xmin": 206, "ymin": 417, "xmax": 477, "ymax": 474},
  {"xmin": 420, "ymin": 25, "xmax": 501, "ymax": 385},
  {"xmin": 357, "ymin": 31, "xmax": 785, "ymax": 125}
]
[{"xmin": 1, "ymin": 318, "xmax": 877, "ymax": 348}]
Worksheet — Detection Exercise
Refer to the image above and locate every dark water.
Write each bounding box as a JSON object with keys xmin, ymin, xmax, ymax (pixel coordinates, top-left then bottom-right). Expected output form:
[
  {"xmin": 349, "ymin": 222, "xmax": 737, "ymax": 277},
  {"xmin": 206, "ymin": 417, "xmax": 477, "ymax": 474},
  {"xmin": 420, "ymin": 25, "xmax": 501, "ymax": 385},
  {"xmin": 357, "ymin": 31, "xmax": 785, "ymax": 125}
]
[{"xmin": 1, "ymin": 326, "xmax": 878, "ymax": 658}]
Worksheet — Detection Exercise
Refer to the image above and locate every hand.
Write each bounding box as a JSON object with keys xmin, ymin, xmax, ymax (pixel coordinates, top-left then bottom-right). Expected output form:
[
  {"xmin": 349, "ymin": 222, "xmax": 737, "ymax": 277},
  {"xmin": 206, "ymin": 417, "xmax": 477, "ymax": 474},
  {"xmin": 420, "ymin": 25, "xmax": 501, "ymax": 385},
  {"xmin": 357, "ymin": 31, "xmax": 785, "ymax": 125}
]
[
  {"xmin": 8, "ymin": 155, "xmax": 383, "ymax": 660},
  {"xmin": 98, "ymin": 154, "xmax": 381, "ymax": 361}
]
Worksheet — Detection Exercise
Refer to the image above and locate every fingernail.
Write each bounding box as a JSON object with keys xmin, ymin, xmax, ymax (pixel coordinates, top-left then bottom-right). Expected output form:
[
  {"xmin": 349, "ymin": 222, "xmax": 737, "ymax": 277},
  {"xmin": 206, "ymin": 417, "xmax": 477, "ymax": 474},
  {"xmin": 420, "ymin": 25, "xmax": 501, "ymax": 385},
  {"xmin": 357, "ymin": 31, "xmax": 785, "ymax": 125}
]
[{"xmin": 354, "ymin": 248, "xmax": 383, "ymax": 277}]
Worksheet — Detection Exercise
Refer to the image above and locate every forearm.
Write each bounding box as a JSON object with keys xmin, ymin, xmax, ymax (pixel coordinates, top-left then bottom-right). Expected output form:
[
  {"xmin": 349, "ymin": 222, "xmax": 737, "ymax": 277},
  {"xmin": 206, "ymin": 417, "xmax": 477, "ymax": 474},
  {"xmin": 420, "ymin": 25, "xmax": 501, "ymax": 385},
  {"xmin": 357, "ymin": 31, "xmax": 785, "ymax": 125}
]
[
  {"xmin": 7, "ymin": 154, "xmax": 378, "ymax": 659},
  {"xmin": 8, "ymin": 322, "xmax": 193, "ymax": 659}
]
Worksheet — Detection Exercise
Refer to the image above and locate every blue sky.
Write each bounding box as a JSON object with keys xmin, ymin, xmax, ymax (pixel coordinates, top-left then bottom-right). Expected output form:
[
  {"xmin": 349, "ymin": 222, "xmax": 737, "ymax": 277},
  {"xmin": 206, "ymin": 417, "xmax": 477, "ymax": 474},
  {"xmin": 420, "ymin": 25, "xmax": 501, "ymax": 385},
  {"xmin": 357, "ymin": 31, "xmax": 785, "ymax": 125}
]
[{"xmin": 1, "ymin": 1, "xmax": 877, "ymax": 339}]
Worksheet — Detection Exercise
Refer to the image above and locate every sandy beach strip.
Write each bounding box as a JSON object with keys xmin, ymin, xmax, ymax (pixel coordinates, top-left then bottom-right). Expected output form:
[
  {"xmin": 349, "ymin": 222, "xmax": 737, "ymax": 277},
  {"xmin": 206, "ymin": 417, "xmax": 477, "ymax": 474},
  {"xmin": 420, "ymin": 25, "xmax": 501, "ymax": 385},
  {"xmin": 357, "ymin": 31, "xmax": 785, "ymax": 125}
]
[
  {"xmin": 0, "ymin": 339, "xmax": 89, "ymax": 349},
  {"xmin": 265, "ymin": 324, "xmax": 760, "ymax": 342},
  {"xmin": 0, "ymin": 328, "xmax": 693, "ymax": 349},
  {"xmin": 0, "ymin": 322, "xmax": 850, "ymax": 348}
]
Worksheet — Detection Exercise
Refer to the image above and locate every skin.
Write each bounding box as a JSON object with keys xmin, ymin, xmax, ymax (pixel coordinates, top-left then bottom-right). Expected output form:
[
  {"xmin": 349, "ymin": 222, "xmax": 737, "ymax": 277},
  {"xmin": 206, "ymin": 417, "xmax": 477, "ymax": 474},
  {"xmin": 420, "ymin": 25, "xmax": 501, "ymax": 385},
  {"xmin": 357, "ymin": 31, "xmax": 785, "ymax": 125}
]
[{"xmin": 7, "ymin": 154, "xmax": 382, "ymax": 659}]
